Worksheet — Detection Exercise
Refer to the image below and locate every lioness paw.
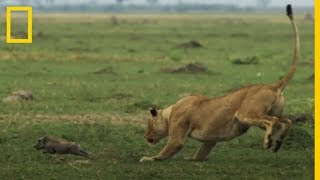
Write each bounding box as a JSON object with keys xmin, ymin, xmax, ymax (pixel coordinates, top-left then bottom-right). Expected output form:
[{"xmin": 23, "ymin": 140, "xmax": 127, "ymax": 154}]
[
  {"xmin": 139, "ymin": 156, "xmax": 155, "ymax": 163},
  {"xmin": 184, "ymin": 157, "xmax": 196, "ymax": 161},
  {"xmin": 263, "ymin": 136, "xmax": 273, "ymax": 150}
]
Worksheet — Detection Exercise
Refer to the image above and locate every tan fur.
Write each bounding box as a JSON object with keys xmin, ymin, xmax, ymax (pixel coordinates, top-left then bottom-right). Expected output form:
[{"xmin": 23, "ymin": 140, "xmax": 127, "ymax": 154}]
[
  {"xmin": 140, "ymin": 5, "xmax": 299, "ymax": 163},
  {"xmin": 34, "ymin": 136, "xmax": 89, "ymax": 158}
]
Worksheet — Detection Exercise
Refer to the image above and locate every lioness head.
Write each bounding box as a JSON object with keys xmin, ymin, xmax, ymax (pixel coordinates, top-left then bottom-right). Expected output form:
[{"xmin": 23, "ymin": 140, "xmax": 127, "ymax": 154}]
[{"xmin": 144, "ymin": 107, "xmax": 170, "ymax": 145}]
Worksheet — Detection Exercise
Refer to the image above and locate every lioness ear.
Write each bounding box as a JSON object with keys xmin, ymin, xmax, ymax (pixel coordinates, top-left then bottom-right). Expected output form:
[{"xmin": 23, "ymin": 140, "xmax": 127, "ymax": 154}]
[{"xmin": 150, "ymin": 108, "xmax": 157, "ymax": 117}]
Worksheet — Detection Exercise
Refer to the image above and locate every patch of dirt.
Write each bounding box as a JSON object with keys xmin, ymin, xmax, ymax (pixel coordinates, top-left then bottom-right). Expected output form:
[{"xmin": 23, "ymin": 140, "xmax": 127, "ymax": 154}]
[
  {"xmin": 36, "ymin": 31, "xmax": 45, "ymax": 38},
  {"xmin": 0, "ymin": 114, "xmax": 148, "ymax": 127},
  {"xmin": 54, "ymin": 157, "xmax": 66, "ymax": 164},
  {"xmin": 176, "ymin": 40, "xmax": 203, "ymax": 49},
  {"xmin": 72, "ymin": 160, "xmax": 92, "ymax": 165},
  {"xmin": 93, "ymin": 67, "xmax": 116, "ymax": 75},
  {"xmin": 85, "ymin": 93, "xmax": 133, "ymax": 102},
  {"xmin": 231, "ymin": 56, "xmax": 259, "ymax": 65},
  {"xmin": 132, "ymin": 100, "xmax": 157, "ymax": 110},
  {"xmin": 161, "ymin": 63, "xmax": 208, "ymax": 74},
  {"xmin": 2, "ymin": 90, "xmax": 34, "ymax": 104}
]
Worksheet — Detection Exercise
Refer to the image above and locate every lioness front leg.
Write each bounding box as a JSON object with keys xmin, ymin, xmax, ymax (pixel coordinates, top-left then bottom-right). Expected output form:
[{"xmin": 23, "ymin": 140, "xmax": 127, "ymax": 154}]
[
  {"xmin": 140, "ymin": 124, "xmax": 188, "ymax": 163},
  {"xmin": 185, "ymin": 142, "xmax": 216, "ymax": 161},
  {"xmin": 140, "ymin": 141, "xmax": 184, "ymax": 163}
]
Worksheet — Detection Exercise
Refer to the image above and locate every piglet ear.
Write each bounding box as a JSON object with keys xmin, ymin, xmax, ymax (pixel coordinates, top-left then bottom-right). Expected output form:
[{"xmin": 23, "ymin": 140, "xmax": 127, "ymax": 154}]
[
  {"xmin": 150, "ymin": 108, "xmax": 157, "ymax": 117},
  {"xmin": 43, "ymin": 136, "xmax": 48, "ymax": 143}
]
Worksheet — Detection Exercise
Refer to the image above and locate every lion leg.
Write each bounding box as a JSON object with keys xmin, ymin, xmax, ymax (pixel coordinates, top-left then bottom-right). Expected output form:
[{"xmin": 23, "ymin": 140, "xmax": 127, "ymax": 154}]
[
  {"xmin": 139, "ymin": 141, "xmax": 185, "ymax": 163},
  {"xmin": 185, "ymin": 142, "xmax": 216, "ymax": 161},
  {"xmin": 236, "ymin": 114, "xmax": 281, "ymax": 149},
  {"xmin": 270, "ymin": 118, "xmax": 292, "ymax": 152},
  {"xmin": 156, "ymin": 141, "xmax": 184, "ymax": 160},
  {"xmin": 140, "ymin": 123, "xmax": 189, "ymax": 163},
  {"xmin": 268, "ymin": 94, "xmax": 285, "ymax": 118}
]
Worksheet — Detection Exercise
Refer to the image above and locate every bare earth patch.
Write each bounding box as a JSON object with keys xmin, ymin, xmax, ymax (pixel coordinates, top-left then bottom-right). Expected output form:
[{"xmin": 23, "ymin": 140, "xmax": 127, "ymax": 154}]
[
  {"xmin": 161, "ymin": 63, "xmax": 208, "ymax": 74},
  {"xmin": 2, "ymin": 90, "xmax": 34, "ymax": 104},
  {"xmin": 93, "ymin": 67, "xmax": 116, "ymax": 75},
  {"xmin": 176, "ymin": 40, "xmax": 203, "ymax": 49},
  {"xmin": 0, "ymin": 114, "xmax": 148, "ymax": 127}
]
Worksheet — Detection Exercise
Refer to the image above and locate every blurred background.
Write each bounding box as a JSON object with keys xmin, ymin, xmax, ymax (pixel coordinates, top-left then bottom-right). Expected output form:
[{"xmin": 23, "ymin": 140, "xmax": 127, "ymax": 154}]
[{"xmin": 0, "ymin": 0, "xmax": 314, "ymax": 13}]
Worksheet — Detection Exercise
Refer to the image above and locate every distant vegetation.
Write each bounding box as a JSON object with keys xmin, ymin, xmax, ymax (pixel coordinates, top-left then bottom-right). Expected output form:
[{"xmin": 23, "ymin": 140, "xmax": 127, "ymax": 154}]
[
  {"xmin": 43, "ymin": 4, "xmax": 247, "ymax": 13},
  {"xmin": 0, "ymin": 0, "xmax": 313, "ymax": 13}
]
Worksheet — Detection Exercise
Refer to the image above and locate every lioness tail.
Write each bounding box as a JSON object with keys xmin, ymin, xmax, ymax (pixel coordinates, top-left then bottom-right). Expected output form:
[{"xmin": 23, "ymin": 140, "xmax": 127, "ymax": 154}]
[{"xmin": 273, "ymin": 4, "xmax": 300, "ymax": 91}]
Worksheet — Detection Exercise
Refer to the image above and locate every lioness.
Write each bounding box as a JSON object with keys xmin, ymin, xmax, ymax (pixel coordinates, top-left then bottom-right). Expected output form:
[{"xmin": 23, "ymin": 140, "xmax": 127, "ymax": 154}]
[{"xmin": 140, "ymin": 4, "xmax": 299, "ymax": 163}]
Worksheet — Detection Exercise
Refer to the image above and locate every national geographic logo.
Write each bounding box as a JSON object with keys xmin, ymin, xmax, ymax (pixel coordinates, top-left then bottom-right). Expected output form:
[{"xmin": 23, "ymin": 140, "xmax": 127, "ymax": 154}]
[
  {"xmin": 6, "ymin": 6, "xmax": 33, "ymax": 43},
  {"xmin": 0, "ymin": 2, "xmax": 33, "ymax": 44}
]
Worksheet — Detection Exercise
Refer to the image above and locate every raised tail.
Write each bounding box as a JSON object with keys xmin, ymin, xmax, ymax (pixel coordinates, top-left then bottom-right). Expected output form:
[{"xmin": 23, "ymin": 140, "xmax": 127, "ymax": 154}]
[{"xmin": 273, "ymin": 4, "xmax": 300, "ymax": 91}]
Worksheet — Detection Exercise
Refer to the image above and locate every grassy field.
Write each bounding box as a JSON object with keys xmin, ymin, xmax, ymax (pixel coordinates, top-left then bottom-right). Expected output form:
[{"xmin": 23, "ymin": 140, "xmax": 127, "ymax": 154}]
[{"xmin": 0, "ymin": 12, "xmax": 314, "ymax": 179}]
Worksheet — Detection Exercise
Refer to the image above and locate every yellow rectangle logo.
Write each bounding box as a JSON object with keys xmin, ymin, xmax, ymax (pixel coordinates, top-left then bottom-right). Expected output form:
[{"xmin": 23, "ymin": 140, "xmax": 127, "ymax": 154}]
[{"xmin": 6, "ymin": 6, "xmax": 33, "ymax": 44}]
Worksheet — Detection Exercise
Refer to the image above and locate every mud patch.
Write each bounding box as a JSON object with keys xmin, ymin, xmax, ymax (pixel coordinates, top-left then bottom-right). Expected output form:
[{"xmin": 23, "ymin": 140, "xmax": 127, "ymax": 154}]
[
  {"xmin": 231, "ymin": 56, "xmax": 259, "ymax": 65},
  {"xmin": 133, "ymin": 100, "xmax": 156, "ymax": 109},
  {"xmin": 230, "ymin": 33, "xmax": 249, "ymax": 38},
  {"xmin": 0, "ymin": 114, "xmax": 148, "ymax": 127},
  {"xmin": 85, "ymin": 92, "xmax": 133, "ymax": 102},
  {"xmin": 93, "ymin": 67, "xmax": 116, "ymax": 75},
  {"xmin": 161, "ymin": 63, "xmax": 208, "ymax": 74},
  {"xmin": 176, "ymin": 40, "xmax": 203, "ymax": 49},
  {"xmin": 36, "ymin": 31, "xmax": 45, "ymax": 38},
  {"xmin": 2, "ymin": 90, "xmax": 34, "ymax": 104}
]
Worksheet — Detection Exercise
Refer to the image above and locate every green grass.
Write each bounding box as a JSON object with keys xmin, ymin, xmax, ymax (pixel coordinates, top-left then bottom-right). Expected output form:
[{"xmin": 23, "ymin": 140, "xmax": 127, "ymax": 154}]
[
  {"xmin": 0, "ymin": 117, "xmax": 314, "ymax": 179},
  {"xmin": 0, "ymin": 13, "xmax": 314, "ymax": 179}
]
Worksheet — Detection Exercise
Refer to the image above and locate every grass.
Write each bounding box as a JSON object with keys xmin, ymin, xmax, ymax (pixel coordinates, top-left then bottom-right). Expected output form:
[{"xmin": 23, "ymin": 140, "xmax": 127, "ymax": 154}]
[
  {"xmin": 0, "ymin": 116, "xmax": 314, "ymax": 179},
  {"xmin": 0, "ymin": 13, "xmax": 314, "ymax": 179}
]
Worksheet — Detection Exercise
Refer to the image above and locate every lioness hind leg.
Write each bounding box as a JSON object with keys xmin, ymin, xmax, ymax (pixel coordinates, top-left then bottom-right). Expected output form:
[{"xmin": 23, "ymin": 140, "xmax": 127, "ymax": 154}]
[
  {"xmin": 269, "ymin": 94, "xmax": 285, "ymax": 118},
  {"xmin": 271, "ymin": 119, "xmax": 292, "ymax": 152},
  {"xmin": 185, "ymin": 142, "xmax": 216, "ymax": 161},
  {"xmin": 235, "ymin": 114, "xmax": 281, "ymax": 150}
]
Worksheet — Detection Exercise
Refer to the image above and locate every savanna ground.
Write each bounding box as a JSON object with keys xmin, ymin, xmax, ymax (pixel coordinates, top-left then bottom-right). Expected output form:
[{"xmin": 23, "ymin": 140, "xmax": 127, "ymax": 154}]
[{"xmin": 0, "ymin": 12, "xmax": 314, "ymax": 179}]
